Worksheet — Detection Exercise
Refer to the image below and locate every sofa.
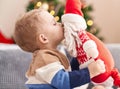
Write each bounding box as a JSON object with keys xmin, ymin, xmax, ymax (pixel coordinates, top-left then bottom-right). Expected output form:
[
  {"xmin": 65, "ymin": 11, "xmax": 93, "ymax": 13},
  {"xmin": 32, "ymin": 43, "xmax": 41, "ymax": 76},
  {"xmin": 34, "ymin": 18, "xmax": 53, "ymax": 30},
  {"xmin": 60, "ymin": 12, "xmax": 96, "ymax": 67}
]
[
  {"xmin": 0, "ymin": 43, "xmax": 120, "ymax": 89},
  {"xmin": 0, "ymin": 44, "xmax": 32, "ymax": 89}
]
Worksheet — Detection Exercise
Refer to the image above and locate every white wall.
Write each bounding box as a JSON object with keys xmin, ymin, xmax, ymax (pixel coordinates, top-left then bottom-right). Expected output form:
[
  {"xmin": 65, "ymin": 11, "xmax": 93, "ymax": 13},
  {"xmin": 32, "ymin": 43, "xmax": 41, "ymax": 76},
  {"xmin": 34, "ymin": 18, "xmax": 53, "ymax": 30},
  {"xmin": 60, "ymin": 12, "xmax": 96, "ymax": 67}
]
[
  {"xmin": 0, "ymin": 0, "xmax": 120, "ymax": 43},
  {"xmin": 87, "ymin": 0, "xmax": 120, "ymax": 43},
  {"xmin": 0, "ymin": 0, "xmax": 29, "ymax": 38}
]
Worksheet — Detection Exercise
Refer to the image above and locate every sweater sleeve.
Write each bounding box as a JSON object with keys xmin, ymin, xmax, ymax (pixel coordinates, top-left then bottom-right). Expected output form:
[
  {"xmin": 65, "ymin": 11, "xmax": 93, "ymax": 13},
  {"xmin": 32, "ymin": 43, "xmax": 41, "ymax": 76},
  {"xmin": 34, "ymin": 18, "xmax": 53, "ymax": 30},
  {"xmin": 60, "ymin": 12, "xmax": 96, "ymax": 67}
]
[
  {"xmin": 51, "ymin": 67, "xmax": 90, "ymax": 89},
  {"xmin": 69, "ymin": 68, "xmax": 90, "ymax": 88},
  {"xmin": 70, "ymin": 57, "xmax": 80, "ymax": 71},
  {"xmin": 70, "ymin": 57, "xmax": 91, "ymax": 88},
  {"xmin": 36, "ymin": 61, "xmax": 90, "ymax": 89}
]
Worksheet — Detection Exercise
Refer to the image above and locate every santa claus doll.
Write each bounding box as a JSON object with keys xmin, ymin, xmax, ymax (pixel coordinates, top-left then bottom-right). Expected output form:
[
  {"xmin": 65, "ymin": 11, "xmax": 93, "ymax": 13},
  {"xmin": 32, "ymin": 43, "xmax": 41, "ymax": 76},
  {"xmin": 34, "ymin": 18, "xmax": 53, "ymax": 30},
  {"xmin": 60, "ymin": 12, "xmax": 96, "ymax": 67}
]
[{"xmin": 61, "ymin": 0, "xmax": 120, "ymax": 88}]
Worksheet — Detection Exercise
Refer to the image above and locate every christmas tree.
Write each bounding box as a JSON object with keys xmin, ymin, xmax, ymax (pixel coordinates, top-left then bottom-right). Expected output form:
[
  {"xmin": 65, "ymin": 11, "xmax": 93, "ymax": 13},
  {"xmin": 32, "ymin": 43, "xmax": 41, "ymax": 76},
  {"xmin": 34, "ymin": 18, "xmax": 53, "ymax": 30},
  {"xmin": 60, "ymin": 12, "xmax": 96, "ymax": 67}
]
[
  {"xmin": 26, "ymin": 0, "xmax": 103, "ymax": 41},
  {"xmin": 26, "ymin": 0, "xmax": 65, "ymax": 22}
]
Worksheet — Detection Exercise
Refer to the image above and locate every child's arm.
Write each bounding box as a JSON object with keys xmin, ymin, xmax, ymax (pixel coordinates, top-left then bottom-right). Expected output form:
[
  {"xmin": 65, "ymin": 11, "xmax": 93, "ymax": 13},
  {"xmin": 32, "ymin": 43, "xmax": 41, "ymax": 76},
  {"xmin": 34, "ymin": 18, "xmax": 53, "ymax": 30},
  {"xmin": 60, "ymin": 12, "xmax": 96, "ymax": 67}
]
[
  {"xmin": 70, "ymin": 57, "xmax": 80, "ymax": 71},
  {"xmin": 35, "ymin": 60, "xmax": 105, "ymax": 89},
  {"xmin": 35, "ymin": 61, "xmax": 90, "ymax": 89}
]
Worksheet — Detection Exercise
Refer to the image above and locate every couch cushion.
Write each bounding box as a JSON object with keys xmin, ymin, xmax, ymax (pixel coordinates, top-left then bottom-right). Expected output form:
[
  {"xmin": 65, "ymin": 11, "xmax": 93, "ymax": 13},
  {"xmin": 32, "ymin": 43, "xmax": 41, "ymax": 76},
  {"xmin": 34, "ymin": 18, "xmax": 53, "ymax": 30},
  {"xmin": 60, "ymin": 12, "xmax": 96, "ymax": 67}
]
[
  {"xmin": 107, "ymin": 44, "xmax": 120, "ymax": 71},
  {"xmin": 0, "ymin": 44, "xmax": 32, "ymax": 89}
]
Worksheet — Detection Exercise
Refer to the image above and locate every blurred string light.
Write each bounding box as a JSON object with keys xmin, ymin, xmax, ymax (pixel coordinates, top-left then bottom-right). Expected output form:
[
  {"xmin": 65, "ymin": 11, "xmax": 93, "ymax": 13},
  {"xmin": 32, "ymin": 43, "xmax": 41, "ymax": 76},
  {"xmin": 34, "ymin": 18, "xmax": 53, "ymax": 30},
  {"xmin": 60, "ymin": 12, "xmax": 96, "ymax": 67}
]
[
  {"xmin": 36, "ymin": 1, "xmax": 42, "ymax": 7},
  {"xmin": 41, "ymin": 2, "xmax": 49, "ymax": 10},
  {"xmin": 50, "ymin": 10, "xmax": 55, "ymax": 15},
  {"xmin": 87, "ymin": 20, "xmax": 93, "ymax": 26},
  {"xmin": 55, "ymin": 16, "xmax": 60, "ymax": 21}
]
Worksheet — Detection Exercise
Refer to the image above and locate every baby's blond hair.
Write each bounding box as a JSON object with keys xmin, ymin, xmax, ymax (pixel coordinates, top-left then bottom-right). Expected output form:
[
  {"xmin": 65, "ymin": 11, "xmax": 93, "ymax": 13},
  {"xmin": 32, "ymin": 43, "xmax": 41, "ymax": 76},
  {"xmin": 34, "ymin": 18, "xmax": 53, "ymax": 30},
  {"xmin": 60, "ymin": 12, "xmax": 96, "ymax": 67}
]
[{"xmin": 14, "ymin": 9, "xmax": 43, "ymax": 52}]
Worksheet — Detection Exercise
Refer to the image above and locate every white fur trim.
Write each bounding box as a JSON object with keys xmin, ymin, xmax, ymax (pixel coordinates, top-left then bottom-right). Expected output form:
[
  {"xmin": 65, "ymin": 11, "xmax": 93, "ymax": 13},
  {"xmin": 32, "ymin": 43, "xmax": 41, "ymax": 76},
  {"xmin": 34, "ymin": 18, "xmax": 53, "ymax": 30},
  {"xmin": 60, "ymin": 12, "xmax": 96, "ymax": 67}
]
[
  {"xmin": 83, "ymin": 40, "xmax": 97, "ymax": 52},
  {"xmin": 62, "ymin": 14, "xmax": 87, "ymax": 30},
  {"xmin": 35, "ymin": 61, "xmax": 64, "ymax": 84}
]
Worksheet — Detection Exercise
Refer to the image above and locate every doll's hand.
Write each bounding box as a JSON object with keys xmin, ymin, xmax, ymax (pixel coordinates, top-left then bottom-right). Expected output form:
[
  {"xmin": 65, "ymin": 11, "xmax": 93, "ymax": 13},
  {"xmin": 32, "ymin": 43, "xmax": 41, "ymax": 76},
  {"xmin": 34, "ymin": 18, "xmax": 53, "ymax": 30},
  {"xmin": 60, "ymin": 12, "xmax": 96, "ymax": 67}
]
[
  {"xmin": 83, "ymin": 40, "xmax": 99, "ymax": 58},
  {"xmin": 88, "ymin": 59, "xmax": 106, "ymax": 78}
]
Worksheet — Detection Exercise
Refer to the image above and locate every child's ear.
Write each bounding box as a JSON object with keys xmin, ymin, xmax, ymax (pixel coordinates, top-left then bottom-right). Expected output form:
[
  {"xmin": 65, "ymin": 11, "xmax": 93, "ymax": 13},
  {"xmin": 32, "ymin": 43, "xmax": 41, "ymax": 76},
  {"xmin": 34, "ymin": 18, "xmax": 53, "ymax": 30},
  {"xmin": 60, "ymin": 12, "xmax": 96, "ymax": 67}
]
[{"xmin": 38, "ymin": 34, "xmax": 49, "ymax": 43}]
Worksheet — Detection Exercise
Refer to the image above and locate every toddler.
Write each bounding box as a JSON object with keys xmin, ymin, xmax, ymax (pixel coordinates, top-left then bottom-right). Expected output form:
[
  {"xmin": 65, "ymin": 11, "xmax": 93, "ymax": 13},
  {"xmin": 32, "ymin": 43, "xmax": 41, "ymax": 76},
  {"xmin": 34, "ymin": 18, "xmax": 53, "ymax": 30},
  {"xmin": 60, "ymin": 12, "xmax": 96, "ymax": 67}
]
[{"xmin": 14, "ymin": 9, "xmax": 105, "ymax": 89}]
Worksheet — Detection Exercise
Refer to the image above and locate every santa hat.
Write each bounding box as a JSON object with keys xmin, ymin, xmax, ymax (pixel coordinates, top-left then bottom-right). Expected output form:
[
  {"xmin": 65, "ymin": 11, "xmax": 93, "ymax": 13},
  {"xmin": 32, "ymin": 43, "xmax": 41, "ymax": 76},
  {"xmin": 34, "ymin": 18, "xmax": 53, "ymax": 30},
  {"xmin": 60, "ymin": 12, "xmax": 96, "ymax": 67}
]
[
  {"xmin": 61, "ymin": 0, "xmax": 87, "ymax": 57},
  {"xmin": 0, "ymin": 31, "xmax": 14, "ymax": 44},
  {"xmin": 62, "ymin": 0, "xmax": 87, "ymax": 30}
]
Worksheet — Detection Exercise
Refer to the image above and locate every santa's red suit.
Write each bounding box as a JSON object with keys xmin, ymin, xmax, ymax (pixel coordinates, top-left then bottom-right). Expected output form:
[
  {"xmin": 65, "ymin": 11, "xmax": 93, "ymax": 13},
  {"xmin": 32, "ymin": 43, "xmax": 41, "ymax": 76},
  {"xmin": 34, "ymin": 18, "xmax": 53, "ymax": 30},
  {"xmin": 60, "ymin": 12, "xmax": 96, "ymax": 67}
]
[{"xmin": 62, "ymin": 0, "xmax": 120, "ymax": 88}]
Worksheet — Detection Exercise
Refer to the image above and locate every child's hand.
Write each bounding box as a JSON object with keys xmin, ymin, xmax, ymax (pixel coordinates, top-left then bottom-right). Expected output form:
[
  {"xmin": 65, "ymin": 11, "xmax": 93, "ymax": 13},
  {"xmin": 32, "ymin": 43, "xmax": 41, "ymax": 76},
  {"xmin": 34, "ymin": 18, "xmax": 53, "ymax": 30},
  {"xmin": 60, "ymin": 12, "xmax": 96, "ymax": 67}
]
[{"xmin": 88, "ymin": 59, "xmax": 106, "ymax": 78}]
